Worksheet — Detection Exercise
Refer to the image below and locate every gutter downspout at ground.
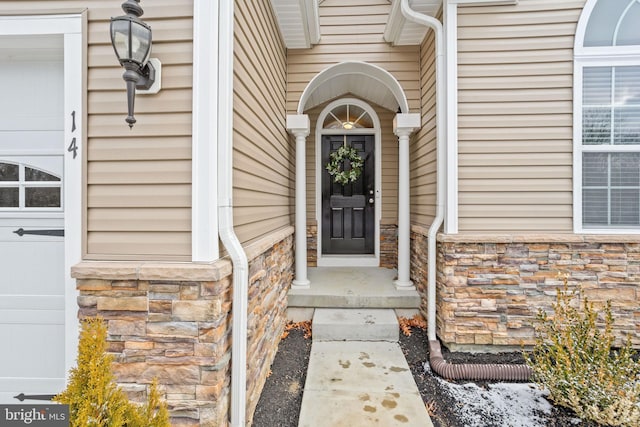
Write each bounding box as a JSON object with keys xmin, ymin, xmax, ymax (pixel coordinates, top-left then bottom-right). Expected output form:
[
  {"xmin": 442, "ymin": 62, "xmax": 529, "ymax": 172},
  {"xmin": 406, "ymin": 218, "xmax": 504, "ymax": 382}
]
[
  {"xmin": 399, "ymin": 0, "xmax": 444, "ymax": 345},
  {"xmin": 400, "ymin": 0, "xmax": 531, "ymax": 382},
  {"xmin": 218, "ymin": 1, "xmax": 250, "ymax": 425}
]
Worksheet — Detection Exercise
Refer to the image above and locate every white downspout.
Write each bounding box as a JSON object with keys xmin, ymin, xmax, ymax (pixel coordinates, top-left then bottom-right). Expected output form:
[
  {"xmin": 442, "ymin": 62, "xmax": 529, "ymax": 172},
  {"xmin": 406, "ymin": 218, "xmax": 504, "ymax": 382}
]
[
  {"xmin": 218, "ymin": 1, "xmax": 249, "ymax": 426},
  {"xmin": 400, "ymin": 0, "xmax": 445, "ymax": 342}
]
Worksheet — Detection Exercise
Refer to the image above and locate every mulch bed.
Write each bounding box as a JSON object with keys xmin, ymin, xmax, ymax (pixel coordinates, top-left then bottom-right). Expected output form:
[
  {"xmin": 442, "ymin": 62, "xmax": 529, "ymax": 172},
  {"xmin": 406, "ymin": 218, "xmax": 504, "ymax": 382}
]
[{"xmin": 252, "ymin": 322, "xmax": 594, "ymax": 427}]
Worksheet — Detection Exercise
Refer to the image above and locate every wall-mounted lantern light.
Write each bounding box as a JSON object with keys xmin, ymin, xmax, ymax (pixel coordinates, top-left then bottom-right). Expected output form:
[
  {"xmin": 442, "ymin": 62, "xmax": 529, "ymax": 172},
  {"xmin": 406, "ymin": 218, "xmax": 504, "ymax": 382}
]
[{"xmin": 110, "ymin": 0, "xmax": 161, "ymax": 128}]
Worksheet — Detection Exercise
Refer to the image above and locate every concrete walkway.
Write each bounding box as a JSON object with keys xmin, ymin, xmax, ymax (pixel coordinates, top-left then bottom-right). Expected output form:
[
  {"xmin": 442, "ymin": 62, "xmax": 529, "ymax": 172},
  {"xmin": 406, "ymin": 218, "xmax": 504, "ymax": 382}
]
[{"xmin": 297, "ymin": 309, "xmax": 434, "ymax": 427}]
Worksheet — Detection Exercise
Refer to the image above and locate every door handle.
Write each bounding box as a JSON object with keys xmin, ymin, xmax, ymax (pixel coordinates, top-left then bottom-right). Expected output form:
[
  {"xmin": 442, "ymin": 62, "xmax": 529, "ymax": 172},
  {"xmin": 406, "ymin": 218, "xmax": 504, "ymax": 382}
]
[
  {"xmin": 13, "ymin": 228, "xmax": 64, "ymax": 237},
  {"xmin": 369, "ymin": 198, "xmax": 374, "ymax": 204}
]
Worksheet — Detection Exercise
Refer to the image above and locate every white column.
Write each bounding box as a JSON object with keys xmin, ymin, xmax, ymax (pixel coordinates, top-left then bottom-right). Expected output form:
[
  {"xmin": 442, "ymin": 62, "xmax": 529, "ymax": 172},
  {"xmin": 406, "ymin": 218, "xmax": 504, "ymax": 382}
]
[
  {"xmin": 394, "ymin": 113, "xmax": 420, "ymax": 290},
  {"xmin": 287, "ymin": 115, "xmax": 311, "ymax": 289}
]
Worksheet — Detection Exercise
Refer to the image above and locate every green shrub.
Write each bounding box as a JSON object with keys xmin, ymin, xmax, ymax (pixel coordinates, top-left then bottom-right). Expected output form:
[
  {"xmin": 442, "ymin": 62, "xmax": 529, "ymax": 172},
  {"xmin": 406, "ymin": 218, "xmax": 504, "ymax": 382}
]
[
  {"xmin": 525, "ymin": 282, "xmax": 640, "ymax": 426},
  {"xmin": 54, "ymin": 318, "xmax": 170, "ymax": 427}
]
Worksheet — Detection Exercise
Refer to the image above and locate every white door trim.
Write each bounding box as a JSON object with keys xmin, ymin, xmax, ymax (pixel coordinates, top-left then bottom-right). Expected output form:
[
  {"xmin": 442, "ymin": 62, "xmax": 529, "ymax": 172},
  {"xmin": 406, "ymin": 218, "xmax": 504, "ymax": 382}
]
[
  {"xmin": 0, "ymin": 13, "xmax": 85, "ymax": 384},
  {"xmin": 315, "ymin": 98, "xmax": 382, "ymax": 267}
]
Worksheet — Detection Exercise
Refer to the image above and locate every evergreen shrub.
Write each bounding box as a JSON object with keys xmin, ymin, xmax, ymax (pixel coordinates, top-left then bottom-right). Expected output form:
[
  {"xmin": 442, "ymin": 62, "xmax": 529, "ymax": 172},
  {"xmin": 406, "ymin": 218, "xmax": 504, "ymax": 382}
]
[
  {"xmin": 54, "ymin": 318, "xmax": 170, "ymax": 427},
  {"xmin": 525, "ymin": 281, "xmax": 640, "ymax": 426}
]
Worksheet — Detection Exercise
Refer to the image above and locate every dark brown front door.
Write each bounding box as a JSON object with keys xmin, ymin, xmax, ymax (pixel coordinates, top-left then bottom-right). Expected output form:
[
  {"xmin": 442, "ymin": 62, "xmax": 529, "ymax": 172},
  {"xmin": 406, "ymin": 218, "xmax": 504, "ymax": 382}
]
[{"xmin": 321, "ymin": 134, "xmax": 375, "ymax": 254}]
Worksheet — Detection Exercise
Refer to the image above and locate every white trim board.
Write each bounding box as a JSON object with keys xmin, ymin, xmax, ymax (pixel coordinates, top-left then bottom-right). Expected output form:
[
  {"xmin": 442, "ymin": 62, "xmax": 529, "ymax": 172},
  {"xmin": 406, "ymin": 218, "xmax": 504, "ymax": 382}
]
[
  {"xmin": 444, "ymin": 1, "xmax": 458, "ymax": 234},
  {"xmin": 191, "ymin": 0, "xmax": 220, "ymax": 262}
]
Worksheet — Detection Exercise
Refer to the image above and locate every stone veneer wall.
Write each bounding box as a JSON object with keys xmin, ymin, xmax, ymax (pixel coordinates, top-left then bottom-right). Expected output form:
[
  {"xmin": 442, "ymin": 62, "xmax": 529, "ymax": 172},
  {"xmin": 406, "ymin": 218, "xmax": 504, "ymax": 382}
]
[
  {"xmin": 437, "ymin": 234, "xmax": 640, "ymax": 350},
  {"xmin": 307, "ymin": 223, "xmax": 398, "ymax": 268},
  {"xmin": 72, "ymin": 227, "xmax": 294, "ymax": 427},
  {"xmin": 380, "ymin": 223, "xmax": 398, "ymax": 269}
]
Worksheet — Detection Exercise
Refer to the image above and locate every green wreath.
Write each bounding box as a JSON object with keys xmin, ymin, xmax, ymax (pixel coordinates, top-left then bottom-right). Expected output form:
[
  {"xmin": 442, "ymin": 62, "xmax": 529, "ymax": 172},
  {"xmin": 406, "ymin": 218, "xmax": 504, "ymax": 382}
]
[{"xmin": 326, "ymin": 145, "xmax": 364, "ymax": 185}]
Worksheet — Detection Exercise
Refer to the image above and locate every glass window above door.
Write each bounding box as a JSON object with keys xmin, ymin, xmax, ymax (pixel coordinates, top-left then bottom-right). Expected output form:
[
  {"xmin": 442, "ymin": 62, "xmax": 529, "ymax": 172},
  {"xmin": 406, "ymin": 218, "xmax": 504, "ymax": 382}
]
[{"xmin": 323, "ymin": 103, "xmax": 374, "ymax": 129}]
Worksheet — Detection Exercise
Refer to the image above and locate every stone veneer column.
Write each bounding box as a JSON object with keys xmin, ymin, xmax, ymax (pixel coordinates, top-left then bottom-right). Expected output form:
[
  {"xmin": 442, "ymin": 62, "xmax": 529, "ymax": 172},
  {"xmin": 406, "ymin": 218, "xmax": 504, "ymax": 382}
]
[
  {"xmin": 72, "ymin": 228, "xmax": 294, "ymax": 426},
  {"xmin": 394, "ymin": 113, "xmax": 420, "ymax": 290},
  {"xmin": 287, "ymin": 114, "xmax": 311, "ymax": 289}
]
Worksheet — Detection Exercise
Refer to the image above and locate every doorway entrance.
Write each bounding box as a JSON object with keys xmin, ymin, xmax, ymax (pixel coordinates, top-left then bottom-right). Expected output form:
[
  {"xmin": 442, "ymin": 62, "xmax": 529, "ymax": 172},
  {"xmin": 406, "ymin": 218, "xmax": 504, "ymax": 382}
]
[
  {"xmin": 321, "ymin": 134, "xmax": 375, "ymax": 255},
  {"xmin": 316, "ymin": 98, "xmax": 381, "ymax": 267}
]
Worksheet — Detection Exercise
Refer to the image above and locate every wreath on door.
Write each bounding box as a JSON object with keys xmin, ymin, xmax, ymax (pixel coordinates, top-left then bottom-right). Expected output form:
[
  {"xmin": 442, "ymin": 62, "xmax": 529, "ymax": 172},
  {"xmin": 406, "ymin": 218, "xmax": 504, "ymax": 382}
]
[{"xmin": 326, "ymin": 145, "xmax": 364, "ymax": 185}]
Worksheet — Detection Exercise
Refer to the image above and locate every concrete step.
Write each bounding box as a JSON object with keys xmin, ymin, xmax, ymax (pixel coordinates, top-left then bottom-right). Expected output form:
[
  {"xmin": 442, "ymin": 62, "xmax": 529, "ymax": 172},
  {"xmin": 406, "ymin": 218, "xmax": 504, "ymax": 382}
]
[
  {"xmin": 313, "ymin": 308, "xmax": 399, "ymax": 342},
  {"xmin": 298, "ymin": 341, "xmax": 434, "ymax": 427}
]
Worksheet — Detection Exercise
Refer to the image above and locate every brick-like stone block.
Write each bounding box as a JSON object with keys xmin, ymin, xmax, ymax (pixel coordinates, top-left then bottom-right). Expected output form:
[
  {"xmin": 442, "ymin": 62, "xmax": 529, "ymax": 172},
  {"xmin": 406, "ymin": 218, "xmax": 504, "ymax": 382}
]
[
  {"xmin": 147, "ymin": 322, "xmax": 199, "ymax": 338},
  {"xmin": 173, "ymin": 300, "xmax": 222, "ymax": 322},
  {"xmin": 109, "ymin": 320, "xmax": 146, "ymax": 336},
  {"xmin": 98, "ymin": 296, "xmax": 148, "ymax": 312}
]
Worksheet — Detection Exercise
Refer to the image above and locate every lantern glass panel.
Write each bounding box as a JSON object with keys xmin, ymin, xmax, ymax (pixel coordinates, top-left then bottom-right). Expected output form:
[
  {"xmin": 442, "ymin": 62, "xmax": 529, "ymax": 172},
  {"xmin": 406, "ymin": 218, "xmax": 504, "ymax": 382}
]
[
  {"xmin": 110, "ymin": 18, "xmax": 131, "ymax": 62},
  {"xmin": 131, "ymin": 21, "xmax": 151, "ymax": 65}
]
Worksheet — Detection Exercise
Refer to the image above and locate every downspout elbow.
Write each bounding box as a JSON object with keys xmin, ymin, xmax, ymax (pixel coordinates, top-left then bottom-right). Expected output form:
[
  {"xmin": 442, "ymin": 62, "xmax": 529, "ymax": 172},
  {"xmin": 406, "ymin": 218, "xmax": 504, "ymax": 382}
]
[{"xmin": 429, "ymin": 340, "xmax": 532, "ymax": 382}]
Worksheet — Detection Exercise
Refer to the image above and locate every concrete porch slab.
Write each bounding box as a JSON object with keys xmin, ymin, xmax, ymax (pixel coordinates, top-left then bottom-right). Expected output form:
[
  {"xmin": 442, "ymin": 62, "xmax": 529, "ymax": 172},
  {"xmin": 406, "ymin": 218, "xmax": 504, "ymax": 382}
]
[{"xmin": 288, "ymin": 267, "xmax": 421, "ymax": 309}]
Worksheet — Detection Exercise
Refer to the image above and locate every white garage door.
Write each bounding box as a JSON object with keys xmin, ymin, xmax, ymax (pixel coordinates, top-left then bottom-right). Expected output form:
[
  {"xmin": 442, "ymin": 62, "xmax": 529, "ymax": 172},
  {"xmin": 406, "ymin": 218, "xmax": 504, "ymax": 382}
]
[{"xmin": 0, "ymin": 35, "xmax": 66, "ymax": 403}]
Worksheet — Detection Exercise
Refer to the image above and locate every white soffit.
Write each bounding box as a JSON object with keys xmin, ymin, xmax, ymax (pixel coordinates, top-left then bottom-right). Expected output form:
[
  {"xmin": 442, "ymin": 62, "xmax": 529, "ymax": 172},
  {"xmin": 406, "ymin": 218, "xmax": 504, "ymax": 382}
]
[
  {"xmin": 384, "ymin": 0, "xmax": 442, "ymax": 46},
  {"xmin": 270, "ymin": 0, "xmax": 320, "ymax": 49}
]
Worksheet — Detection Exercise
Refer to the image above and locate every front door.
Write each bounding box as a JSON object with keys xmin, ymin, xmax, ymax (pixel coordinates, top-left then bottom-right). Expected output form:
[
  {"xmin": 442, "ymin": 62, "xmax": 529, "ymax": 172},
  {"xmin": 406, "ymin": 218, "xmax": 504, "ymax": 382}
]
[
  {"xmin": 0, "ymin": 34, "xmax": 66, "ymax": 403},
  {"xmin": 321, "ymin": 134, "xmax": 375, "ymax": 254}
]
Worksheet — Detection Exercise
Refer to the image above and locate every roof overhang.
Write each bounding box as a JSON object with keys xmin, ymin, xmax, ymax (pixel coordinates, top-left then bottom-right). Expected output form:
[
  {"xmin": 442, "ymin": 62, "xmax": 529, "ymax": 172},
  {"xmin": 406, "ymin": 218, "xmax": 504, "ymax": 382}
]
[
  {"xmin": 298, "ymin": 61, "xmax": 410, "ymax": 114},
  {"xmin": 269, "ymin": 0, "xmax": 320, "ymax": 49},
  {"xmin": 384, "ymin": 0, "xmax": 442, "ymax": 46}
]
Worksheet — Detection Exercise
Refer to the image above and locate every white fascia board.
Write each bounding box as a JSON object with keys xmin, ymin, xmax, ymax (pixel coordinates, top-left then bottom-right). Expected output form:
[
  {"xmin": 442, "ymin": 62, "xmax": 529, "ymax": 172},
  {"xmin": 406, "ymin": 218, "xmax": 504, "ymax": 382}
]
[
  {"xmin": 303, "ymin": 0, "xmax": 321, "ymax": 45},
  {"xmin": 449, "ymin": 0, "xmax": 517, "ymax": 5},
  {"xmin": 191, "ymin": 0, "xmax": 219, "ymax": 262},
  {"xmin": 384, "ymin": 0, "xmax": 405, "ymax": 44}
]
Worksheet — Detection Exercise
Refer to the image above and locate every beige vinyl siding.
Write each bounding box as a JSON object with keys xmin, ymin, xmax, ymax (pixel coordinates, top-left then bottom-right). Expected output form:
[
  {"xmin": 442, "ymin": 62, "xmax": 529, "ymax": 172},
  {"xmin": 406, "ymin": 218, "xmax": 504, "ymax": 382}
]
[
  {"xmin": 287, "ymin": 0, "xmax": 421, "ymax": 114},
  {"xmin": 0, "ymin": 0, "xmax": 194, "ymax": 259},
  {"xmin": 233, "ymin": 0, "xmax": 291, "ymax": 245},
  {"xmin": 305, "ymin": 102, "xmax": 398, "ymax": 224},
  {"xmin": 457, "ymin": 0, "xmax": 585, "ymax": 233},
  {"xmin": 411, "ymin": 13, "xmax": 439, "ymax": 228}
]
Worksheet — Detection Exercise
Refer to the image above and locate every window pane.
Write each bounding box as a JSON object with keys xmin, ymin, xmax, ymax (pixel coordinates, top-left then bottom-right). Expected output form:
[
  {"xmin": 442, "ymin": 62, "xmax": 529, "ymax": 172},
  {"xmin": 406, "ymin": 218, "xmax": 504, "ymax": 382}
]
[
  {"xmin": 584, "ymin": 0, "xmax": 632, "ymax": 47},
  {"xmin": 0, "ymin": 163, "xmax": 19, "ymax": 181},
  {"xmin": 616, "ymin": 2, "xmax": 640, "ymax": 46},
  {"xmin": 614, "ymin": 107, "xmax": 640, "ymax": 145},
  {"xmin": 583, "ymin": 153, "xmax": 608, "ymax": 186},
  {"xmin": 611, "ymin": 153, "xmax": 640, "ymax": 186},
  {"xmin": 0, "ymin": 187, "xmax": 19, "ymax": 207},
  {"xmin": 25, "ymin": 167, "xmax": 60, "ymax": 182},
  {"xmin": 25, "ymin": 187, "xmax": 61, "ymax": 208},
  {"xmin": 583, "ymin": 107, "xmax": 611, "ymax": 145},
  {"xmin": 583, "ymin": 188, "xmax": 608, "ymax": 225},
  {"xmin": 614, "ymin": 67, "xmax": 640, "ymax": 105},
  {"xmin": 611, "ymin": 189, "xmax": 639, "ymax": 225},
  {"xmin": 583, "ymin": 67, "xmax": 612, "ymax": 104}
]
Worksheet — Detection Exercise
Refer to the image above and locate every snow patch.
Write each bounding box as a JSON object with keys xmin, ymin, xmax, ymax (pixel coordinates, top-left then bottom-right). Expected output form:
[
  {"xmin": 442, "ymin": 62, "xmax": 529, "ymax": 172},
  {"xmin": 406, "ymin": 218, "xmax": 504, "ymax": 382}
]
[{"xmin": 423, "ymin": 360, "xmax": 553, "ymax": 427}]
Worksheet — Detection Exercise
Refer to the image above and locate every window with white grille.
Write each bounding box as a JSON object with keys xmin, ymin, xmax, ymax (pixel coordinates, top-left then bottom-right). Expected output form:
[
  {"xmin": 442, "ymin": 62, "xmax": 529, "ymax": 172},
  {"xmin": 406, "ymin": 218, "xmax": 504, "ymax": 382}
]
[{"xmin": 575, "ymin": 0, "xmax": 640, "ymax": 232}]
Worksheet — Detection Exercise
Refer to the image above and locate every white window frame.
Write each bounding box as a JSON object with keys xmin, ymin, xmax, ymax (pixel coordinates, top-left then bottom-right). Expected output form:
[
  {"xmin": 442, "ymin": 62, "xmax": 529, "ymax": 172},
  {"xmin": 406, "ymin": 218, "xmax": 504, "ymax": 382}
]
[{"xmin": 573, "ymin": 0, "xmax": 640, "ymax": 234}]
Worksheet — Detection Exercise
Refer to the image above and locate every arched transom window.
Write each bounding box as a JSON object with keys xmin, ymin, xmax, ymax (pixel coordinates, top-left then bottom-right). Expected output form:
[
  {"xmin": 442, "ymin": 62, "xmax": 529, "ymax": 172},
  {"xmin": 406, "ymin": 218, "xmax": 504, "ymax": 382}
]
[
  {"xmin": 575, "ymin": 0, "xmax": 640, "ymax": 232},
  {"xmin": 322, "ymin": 102, "xmax": 374, "ymax": 130}
]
